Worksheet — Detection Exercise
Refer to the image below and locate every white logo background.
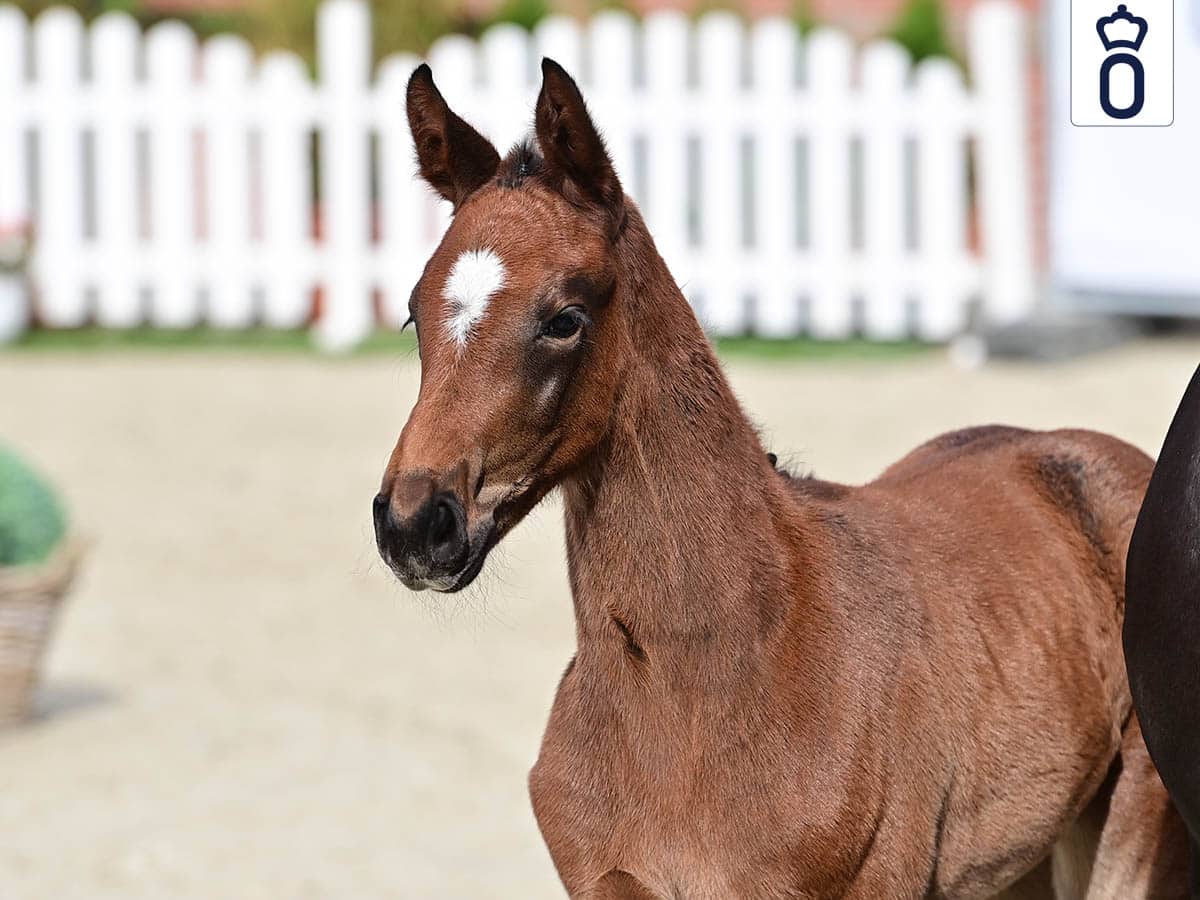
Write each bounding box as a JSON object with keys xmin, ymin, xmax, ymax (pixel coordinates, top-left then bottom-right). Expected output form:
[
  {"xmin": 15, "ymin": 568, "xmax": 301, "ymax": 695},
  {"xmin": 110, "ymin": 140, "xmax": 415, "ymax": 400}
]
[{"xmin": 1071, "ymin": 0, "xmax": 1173, "ymax": 126}]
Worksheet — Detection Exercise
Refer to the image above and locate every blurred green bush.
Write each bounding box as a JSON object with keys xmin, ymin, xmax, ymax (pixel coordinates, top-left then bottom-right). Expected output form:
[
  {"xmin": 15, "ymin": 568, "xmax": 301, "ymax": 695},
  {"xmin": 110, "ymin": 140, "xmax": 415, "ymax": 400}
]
[
  {"xmin": 886, "ymin": 0, "xmax": 956, "ymax": 63},
  {"xmin": 0, "ymin": 445, "xmax": 66, "ymax": 568},
  {"xmin": 482, "ymin": 0, "xmax": 551, "ymax": 31}
]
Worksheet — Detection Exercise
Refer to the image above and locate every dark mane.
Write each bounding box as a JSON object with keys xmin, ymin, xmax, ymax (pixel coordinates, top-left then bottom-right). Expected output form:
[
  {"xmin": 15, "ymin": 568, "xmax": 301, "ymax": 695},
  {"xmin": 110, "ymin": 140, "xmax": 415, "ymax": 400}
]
[
  {"xmin": 767, "ymin": 452, "xmax": 850, "ymax": 500},
  {"xmin": 496, "ymin": 140, "xmax": 543, "ymax": 188}
]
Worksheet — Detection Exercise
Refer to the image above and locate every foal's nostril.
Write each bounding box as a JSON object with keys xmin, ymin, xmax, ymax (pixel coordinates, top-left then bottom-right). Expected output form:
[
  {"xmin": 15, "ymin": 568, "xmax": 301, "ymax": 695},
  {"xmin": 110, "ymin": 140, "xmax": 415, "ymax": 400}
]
[
  {"xmin": 372, "ymin": 492, "xmax": 390, "ymax": 526},
  {"xmin": 426, "ymin": 494, "xmax": 469, "ymax": 572},
  {"xmin": 430, "ymin": 497, "xmax": 456, "ymax": 547}
]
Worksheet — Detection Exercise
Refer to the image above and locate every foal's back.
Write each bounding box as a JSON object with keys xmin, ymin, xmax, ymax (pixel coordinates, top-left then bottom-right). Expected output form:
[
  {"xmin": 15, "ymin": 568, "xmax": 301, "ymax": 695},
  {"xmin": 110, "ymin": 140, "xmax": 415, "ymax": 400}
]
[
  {"xmin": 803, "ymin": 424, "xmax": 1151, "ymax": 613},
  {"xmin": 878, "ymin": 423, "xmax": 1150, "ymax": 607}
]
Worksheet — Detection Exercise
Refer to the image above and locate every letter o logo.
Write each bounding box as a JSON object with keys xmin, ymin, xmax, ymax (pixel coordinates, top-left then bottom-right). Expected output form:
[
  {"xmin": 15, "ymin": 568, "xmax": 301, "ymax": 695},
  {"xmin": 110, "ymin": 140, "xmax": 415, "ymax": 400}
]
[{"xmin": 1099, "ymin": 52, "xmax": 1145, "ymax": 119}]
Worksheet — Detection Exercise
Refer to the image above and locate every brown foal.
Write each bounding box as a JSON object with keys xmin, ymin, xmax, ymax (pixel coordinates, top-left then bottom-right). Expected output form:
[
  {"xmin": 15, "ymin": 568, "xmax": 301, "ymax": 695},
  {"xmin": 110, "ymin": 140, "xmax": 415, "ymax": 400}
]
[{"xmin": 373, "ymin": 60, "xmax": 1189, "ymax": 898}]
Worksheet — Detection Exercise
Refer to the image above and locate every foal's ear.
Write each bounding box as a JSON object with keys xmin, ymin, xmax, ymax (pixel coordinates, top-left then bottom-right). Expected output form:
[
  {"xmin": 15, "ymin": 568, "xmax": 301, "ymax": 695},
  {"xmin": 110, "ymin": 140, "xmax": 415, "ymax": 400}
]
[
  {"xmin": 535, "ymin": 59, "xmax": 624, "ymax": 236},
  {"xmin": 406, "ymin": 64, "xmax": 500, "ymax": 210}
]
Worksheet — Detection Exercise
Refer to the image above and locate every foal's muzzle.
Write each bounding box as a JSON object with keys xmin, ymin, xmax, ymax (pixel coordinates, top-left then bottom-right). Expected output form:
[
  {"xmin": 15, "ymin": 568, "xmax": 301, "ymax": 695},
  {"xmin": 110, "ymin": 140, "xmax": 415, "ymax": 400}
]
[{"xmin": 373, "ymin": 482, "xmax": 470, "ymax": 591}]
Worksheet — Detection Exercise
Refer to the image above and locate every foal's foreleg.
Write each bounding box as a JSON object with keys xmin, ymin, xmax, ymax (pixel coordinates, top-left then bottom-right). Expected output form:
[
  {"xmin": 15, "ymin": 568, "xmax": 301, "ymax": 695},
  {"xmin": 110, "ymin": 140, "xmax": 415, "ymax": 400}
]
[{"xmin": 1084, "ymin": 716, "xmax": 1191, "ymax": 899}]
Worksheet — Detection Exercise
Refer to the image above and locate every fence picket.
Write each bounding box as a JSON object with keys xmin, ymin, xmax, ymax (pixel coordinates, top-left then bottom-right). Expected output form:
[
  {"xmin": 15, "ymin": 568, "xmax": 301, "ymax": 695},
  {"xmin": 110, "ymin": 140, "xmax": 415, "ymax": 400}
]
[
  {"xmin": 377, "ymin": 54, "xmax": 422, "ymax": 328},
  {"xmin": 204, "ymin": 35, "xmax": 256, "ymax": 328},
  {"xmin": 860, "ymin": 40, "xmax": 909, "ymax": 340},
  {"xmin": 91, "ymin": 12, "xmax": 140, "ymax": 328},
  {"xmin": 32, "ymin": 8, "xmax": 87, "ymax": 327},
  {"xmin": 534, "ymin": 16, "xmax": 583, "ymax": 89},
  {"xmin": 587, "ymin": 12, "xmax": 637, "ymax": 196},
  {"xmin": 696, "ymin": 13, "xmax": 745, "ymax": 335},
  {"xmin": 259, "ymin": 52, "xmax": 314, "ymax": 328},
  {"xmin": 643, "ymin": 11, "xmax": 690, "ymax": 292},
  {"xmin": 146, "ymin": 21, "xmax": 200, "ymax": 327},
  {"xmin": 751, "ymin": 17, "xmax": 800, "ymax": 337},
  {"xmin": 316, "ymin": 0, "xmax": 372, "ymax": 350},
  {"xmin": 915, "ymin": 58, "xmax": 970, "ymax": 340},
  {"xmin": 480, "ymin": 25, "xmax": 532, "ymax": 153},
  {"xmin": 806, "ymin": 28, "xmax": 854, "ymax": 339},
  {"xmin": 0, "ymin": 6, "xmax": 29, "ymax": 337},
  {"xmin": 427, "ymin": 35, "xmax": 478, "ymax": 124},
  {"xmin": 970, "ymin": 1, "xmax": 1035, "ymax": 326},
  {"xmin": 426, "ymin": 36, "xmax": 476, "ymax": 241}
]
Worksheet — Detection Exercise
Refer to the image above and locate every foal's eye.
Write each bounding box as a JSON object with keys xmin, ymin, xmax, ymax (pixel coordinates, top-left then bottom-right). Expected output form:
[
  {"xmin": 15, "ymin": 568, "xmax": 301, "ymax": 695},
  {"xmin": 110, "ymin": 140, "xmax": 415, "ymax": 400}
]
[{"xmin": 541, "ymin": 308, "xmax": 585, "ymax": 341}]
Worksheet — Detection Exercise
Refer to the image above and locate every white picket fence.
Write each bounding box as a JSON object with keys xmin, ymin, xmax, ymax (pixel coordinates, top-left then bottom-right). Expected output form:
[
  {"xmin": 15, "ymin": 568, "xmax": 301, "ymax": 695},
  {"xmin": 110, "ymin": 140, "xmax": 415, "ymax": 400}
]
[{"xmin": 0, "ymin": 0, "xmax": 1034, "ymax": 349}]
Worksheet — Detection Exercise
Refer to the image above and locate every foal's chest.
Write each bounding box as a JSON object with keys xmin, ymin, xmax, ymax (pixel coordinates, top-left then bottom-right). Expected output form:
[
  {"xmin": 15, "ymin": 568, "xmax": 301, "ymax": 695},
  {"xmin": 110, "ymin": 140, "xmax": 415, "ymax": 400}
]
[
  {"xmin": 528, "ymin": 692, "xmax": 893, "ymax": 898},
  {"xmin": 529, "ymin": 763, "xmax": 896, "ymax": 899}
]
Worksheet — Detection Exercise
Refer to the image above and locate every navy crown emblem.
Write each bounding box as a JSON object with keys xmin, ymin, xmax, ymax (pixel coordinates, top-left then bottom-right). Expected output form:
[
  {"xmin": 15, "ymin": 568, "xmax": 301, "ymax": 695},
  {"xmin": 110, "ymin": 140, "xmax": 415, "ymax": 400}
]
[{"xmin": 1096, "ymin": 4, "xmax": 1148, "ymax": 51}]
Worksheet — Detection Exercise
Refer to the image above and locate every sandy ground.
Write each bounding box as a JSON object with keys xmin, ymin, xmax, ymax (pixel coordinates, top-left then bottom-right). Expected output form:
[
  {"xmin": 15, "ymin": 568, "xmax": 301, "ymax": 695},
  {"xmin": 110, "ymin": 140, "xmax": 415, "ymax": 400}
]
[{"xmin": 1, "ymin": 338, "xmax": 1199, "ymax": 899}]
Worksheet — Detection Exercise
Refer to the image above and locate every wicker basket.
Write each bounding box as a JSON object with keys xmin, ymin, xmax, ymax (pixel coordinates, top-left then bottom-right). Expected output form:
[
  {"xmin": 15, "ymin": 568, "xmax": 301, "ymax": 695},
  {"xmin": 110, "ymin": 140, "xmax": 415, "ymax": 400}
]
[{"xmin": 0, "ymin": 540, "xmax": 82, "ymax": 726}]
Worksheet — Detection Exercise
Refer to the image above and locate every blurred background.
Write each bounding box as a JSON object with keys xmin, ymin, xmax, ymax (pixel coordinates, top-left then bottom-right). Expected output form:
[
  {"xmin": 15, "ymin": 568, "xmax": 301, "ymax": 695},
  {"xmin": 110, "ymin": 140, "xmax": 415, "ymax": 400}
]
[{"xmin": 0, "ymin": 0, "xmax": 1197, "ymax": 896}]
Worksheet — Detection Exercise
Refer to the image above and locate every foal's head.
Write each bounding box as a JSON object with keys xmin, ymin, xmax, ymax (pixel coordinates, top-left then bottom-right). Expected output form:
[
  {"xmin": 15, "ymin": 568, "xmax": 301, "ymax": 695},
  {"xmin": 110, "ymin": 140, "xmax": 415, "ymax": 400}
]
[{"xmin": 373, "ymin": 60, "xmax": 633, "ymax": 592}]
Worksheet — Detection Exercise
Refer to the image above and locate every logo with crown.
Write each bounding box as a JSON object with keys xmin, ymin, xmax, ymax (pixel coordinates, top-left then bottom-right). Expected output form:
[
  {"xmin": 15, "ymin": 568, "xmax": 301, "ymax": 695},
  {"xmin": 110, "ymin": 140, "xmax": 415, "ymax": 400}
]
[{"xmin": 1097, "ymin": 4, "xmax": 1148, "ymax": 51}]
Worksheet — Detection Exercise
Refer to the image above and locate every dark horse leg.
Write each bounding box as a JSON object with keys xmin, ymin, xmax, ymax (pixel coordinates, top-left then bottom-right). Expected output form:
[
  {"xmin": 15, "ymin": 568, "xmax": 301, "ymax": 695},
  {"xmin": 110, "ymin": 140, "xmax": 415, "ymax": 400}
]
[{"xmin": 1125, "ymin": 363, "xmax": 1200, "ymax": 898}]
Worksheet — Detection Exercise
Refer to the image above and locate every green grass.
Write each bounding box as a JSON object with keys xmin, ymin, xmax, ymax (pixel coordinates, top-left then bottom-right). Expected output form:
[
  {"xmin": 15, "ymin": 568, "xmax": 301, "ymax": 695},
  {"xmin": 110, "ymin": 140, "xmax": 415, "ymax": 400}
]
[
  {"xmin": 4, "ymin": 326, "xmax": 417, "ymax": 356},
  {"xmin": 715, "ymin": 335, "xmax": 929, "ymax": 362},
  {"xmin": 3, "ymin": 327, "xmax": 930, "ymax": 363}
]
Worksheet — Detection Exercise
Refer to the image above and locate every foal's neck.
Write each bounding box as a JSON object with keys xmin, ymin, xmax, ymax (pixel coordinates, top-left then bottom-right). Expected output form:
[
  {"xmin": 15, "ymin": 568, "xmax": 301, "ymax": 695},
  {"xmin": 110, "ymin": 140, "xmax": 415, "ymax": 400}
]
[{"xmin": 562, "ymin": 216, "xmax": 806, "ymax": 679}]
